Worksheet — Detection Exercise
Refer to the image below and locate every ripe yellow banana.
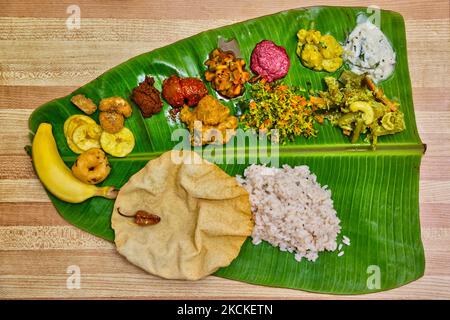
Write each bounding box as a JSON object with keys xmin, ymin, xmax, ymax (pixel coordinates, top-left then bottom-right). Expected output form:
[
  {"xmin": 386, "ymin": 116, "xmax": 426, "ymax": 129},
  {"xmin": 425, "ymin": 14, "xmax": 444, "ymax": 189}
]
[{"xmin": 32, "ymin": 123, "xmax": 118, "ymax": 203}]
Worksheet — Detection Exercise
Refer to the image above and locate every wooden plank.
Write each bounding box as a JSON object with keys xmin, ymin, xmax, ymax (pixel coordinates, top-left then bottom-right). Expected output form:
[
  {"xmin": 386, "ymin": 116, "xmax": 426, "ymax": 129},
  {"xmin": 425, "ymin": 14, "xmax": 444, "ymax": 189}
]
[
  {"xmin": 412, "ymin": 88, "xmax": 450, "ymax": 112},
  {"xmin": 0, "ymin": 226, "xmax": 112, "ymax": 250},
  {"xmin": 0, "ymin": 155, "xmax": 34, "ymax": 180},
  {"xmin": 0, "ymin": 86, "xmax": 77, "ymax": 109},
  {"xmin": 0, "ymin": 179, "xmax": 48, "ymax": 202},
  {"xmin": 0, "ymin": 17, "xmax": 233, "ymax": 42},
  {"xmin": 0, "ymin": 201, "xmax": 65, "ymax": 227},
  {"xmin": 2, "ymin": 17, "xmax": 448, "ymax": 43},
  {"xmin": 0, "ymin": 268, "xmax": 448, "ymax": 299},
  {"xmin": 0, "ymin": 247, "xmax": 449, "ymax": 298},
  {"xmin": 0, "ymin": 0, "xmax": 448, "ymax": 20},
  {"xmin": 419, "ymin": 133, "xmax": 450, "ymax": 157},
  {"xmin": 420, "ymin": 157, "xmax": 450, "ymax": 181},
  {"xmin": 416, "ymin": 112, "xmax": 450, "ymax": 134},
  {"xmin": 420, "ymin": 203, "xmax": 450, "ymax": 219},
  {"xmin": 0, "ymin": 203, "xmax": 65, "ymax": 226},
  {"xmin": 419, "ymin": 181, "xmax": 450, "ymax": 204},
  {"xmin": 0, "ymin": 18, "xmax": 449, "ymax": 86}
]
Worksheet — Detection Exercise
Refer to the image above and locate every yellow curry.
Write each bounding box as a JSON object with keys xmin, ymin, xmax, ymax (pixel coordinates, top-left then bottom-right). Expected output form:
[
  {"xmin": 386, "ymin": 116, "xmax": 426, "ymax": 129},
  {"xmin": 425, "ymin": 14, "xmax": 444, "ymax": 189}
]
[{"xmin": 296, "ymin": 29, "xmax": 343, "ymax": 72}]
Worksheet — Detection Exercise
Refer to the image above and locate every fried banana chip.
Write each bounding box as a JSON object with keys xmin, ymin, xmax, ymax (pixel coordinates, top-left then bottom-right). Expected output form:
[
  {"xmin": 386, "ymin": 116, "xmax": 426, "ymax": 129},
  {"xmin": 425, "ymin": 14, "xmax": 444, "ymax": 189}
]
[
  {"xmin": 72, "ymin": 123, "xmax": 102, "ymax": 151},
  {"xmin": 100, "ymin": 127, "xmax": 135, "ymax": 157},
  {"xmin": 66, "ymin": 137, "xmax": 84, "ymax": 154},
  {"xmin": 63, "ymin": 115, "xmax": 96, "ymax": 154}
]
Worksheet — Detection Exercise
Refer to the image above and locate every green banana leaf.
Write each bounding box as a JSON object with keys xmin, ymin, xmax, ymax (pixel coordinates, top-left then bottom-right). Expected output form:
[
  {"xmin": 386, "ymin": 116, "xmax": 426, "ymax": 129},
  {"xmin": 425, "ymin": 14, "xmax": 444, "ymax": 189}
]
[{"xmin": 28, "ymin": 6, "xmax": 425, "ymax": 294}]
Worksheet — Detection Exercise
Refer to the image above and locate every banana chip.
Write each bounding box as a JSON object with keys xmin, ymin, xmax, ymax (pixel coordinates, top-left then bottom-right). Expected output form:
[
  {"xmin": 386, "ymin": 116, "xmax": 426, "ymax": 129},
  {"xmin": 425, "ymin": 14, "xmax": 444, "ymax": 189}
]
[
  {"xmin": 100, "ymin": 127, "xmax": 135, "ymax": 157},
  {"xmin": 64, "ymin": 115, "xmax": 95, "ymax": 136},
  {"xmin": 67, "ymin": 137, "xmax": 84, "ymax": 154},
  {"xmin": 64, "ymin": 115, "xmax": 96, "ymax": 154},
  {"xmin": 72, "ymin": 123, "xmax": 102, "ymax": 151}
]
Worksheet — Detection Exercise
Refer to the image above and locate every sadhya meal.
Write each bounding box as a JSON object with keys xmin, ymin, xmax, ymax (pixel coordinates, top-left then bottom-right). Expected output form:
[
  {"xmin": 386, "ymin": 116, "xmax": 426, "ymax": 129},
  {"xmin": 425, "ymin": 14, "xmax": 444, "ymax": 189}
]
[{"xmin": 27, "ymin": 7, "xmax": 425, "ymax": 294}]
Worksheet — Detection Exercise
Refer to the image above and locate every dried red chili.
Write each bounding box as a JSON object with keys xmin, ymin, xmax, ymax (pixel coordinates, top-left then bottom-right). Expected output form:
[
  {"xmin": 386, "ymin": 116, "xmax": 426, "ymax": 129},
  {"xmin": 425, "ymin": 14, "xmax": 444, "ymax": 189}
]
[{"xmin": 117, "ymin": 208, "xmax": 161, "ymax": 226}]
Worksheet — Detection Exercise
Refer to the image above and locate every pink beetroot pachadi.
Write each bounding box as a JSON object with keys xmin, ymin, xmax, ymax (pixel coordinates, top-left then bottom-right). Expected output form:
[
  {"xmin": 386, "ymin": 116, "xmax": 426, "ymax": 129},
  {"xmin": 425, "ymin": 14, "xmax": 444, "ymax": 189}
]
[{"xmin": 250, "ymin": 40, "xmax": 290, "ymax": 82}]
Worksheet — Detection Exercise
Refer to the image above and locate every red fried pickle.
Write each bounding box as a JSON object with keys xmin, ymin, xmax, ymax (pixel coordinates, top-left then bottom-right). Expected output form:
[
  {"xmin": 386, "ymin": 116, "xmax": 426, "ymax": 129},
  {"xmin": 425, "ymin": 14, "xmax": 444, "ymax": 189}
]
[{"xmin": 162, "ymin": 75, "xmax": 207, "ymax": 108}]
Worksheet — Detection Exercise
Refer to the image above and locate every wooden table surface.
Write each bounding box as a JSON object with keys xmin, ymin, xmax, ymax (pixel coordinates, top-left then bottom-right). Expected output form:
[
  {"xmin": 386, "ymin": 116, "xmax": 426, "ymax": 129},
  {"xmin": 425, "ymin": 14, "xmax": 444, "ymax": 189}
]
[{"xmin": 0, "ymin": 0, "xmax": 449, "ymax": 299}]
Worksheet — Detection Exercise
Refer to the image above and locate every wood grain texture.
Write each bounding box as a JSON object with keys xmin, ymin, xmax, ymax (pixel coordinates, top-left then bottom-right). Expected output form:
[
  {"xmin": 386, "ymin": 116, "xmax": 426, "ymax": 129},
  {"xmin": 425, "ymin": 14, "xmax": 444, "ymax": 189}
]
[{"xmin": 0, "ymin": 0, "xmax": 449, "ymax": 299}]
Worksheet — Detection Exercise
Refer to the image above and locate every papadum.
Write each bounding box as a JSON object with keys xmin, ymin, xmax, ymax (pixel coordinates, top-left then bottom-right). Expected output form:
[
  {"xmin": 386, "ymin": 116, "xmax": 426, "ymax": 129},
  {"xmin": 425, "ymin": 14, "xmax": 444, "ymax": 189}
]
[{"xmin": 112, "ymin": 150, "xmax": 253, "ymax": 280}]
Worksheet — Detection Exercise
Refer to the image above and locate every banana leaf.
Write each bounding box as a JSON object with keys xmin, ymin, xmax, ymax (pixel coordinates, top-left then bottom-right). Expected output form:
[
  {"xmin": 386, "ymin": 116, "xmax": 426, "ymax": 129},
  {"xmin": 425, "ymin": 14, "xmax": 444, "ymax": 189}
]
[{"xmin": 28, "ymin": 6, "xmax": 425, "ymax": 294}]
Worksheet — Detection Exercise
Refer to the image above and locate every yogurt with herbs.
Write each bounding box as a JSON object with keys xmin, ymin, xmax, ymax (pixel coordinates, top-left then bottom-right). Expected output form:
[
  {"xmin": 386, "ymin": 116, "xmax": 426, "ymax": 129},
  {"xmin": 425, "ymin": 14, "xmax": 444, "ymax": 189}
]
[{"xmin": 344, "ymin": 16, "xmax": 396, "ymax": 82}]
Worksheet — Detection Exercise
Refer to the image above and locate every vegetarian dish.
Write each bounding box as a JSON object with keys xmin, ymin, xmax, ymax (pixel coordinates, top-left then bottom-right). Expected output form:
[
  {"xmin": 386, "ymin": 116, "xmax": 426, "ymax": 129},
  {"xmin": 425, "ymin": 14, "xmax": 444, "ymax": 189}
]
[
  {"xmin": 238, "ymin": 164, "xmax": 343, "ymax": 262},
  {"xmin": 205, "ymin": 48, "xmax": 250, "ymax": 98},
  {"xmin": 317, "ymin": 70, "xmax": 405, "ymax": 144},
  {"xmin": 99, "ymin": 96, "xmax": 132, "ymax": 134},
  {"xmin": 250, "ymin": 40, "xmax": 290, "ymax": 82},
  {"xmin": 28, "ymin": 8, "xmax": 422, "ymax": 292},
  {"xmin": 32, "ymin": 123, "xmax": 117, "ymax": 204},
  {"xmin": 71, "ymin": 94, "xmax": 97, "ymax": 115},
  {"xmin": 296, "ymin": 29, "xmax": 343, "ymax": 72},
  {"xmin": 72, "ymin": 148, "xmax": 111, "ymax": 184},
  {"xmin": 241, "ymin": 81, "xmax": 320, "ymax": 143},
  {"xmin": 343, "ymin": 16, "xmax": 396, "ymax": 82},
  {"xmin": 100, "ymin": 127, "xmax": 135, "ymax": 158},
  {"xmin": 180, "ymin": 95, "xmax": 238, "ymax": 146}
]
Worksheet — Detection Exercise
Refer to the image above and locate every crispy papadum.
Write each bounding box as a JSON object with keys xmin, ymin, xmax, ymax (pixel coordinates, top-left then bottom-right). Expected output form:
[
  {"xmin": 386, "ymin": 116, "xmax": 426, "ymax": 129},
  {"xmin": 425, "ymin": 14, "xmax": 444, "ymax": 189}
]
[{"xmin": 112, "ymin": 150, "xmax": 253, "ymax": 280}]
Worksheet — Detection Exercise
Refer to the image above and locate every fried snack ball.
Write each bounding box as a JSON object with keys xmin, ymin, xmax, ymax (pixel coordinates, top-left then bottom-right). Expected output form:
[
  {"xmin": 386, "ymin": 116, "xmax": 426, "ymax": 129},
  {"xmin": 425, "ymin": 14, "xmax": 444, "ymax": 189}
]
[
  {"xmin": 99, "ymin": 111, "xmax": 124, "ymax": 134},
  {"xmin": 162, "ymin": 75, "xmax": 208, "ymax": 108},
  {"xmin": 72, "ymin": 148, "xmax": 111, "ymax": 184},
  {"xmin": 99, "ymin": 97, "xmax": 133, "ymax": 118}
]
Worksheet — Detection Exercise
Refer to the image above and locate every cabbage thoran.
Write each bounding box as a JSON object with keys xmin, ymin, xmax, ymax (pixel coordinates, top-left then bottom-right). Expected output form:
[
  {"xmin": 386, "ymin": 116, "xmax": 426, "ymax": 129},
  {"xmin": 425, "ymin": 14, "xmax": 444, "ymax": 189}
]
[{"xmin": 296, "ymin": 29, "xmax": 343, "ymax": 72}]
